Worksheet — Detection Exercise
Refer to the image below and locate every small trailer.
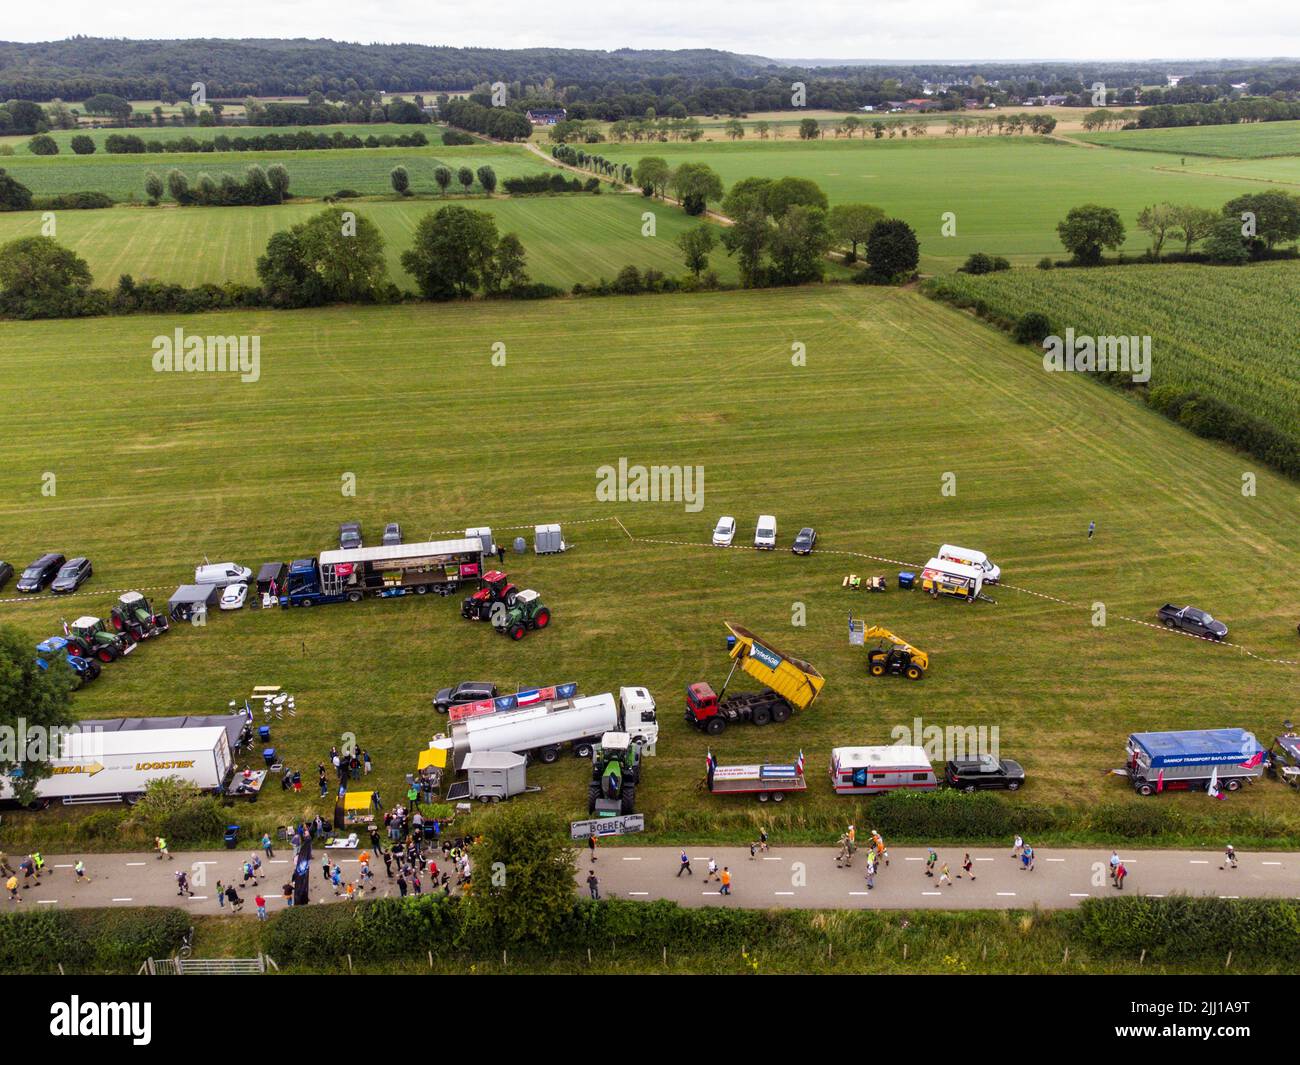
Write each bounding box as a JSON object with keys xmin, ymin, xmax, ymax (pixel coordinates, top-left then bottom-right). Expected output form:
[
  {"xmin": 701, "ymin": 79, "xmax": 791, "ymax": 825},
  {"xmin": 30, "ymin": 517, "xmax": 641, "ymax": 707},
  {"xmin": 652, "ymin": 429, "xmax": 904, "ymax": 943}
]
[
  {"xmin": 1124, "ymin": 728, "xmax": 1263, "ymax": 796},
  {"xmin": 830, "ymin": 745, "xmax": 937, "ymax": 795},
  {"xmin": 706, "ymin": 750, "xmax": 806, "ymax": 802},
  {"xmin": 686, "ymin": 622, "xmax": 824, "ymax": 735},
  {"xmin": 445, "ymin": 751, "xmax": 537, "ymax": 803}
]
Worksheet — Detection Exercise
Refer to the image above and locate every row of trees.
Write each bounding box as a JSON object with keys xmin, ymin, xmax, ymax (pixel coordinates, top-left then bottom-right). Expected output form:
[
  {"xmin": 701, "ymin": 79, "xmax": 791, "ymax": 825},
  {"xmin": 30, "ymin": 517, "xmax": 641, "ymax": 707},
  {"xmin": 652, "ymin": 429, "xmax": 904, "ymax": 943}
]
[
  {"xmin": 1059, "ymin": 190, "xmax": 1300, "ymax": 265},
  {"xmin": 390, "ymin": 164, "xmax": 497, "ymax": 196},
  {"xmin": 145, "ymin": 164, "xmax": 290, "ymax": 206},
  {"xmin": 55, "ymin": 129, "xmax": 432, "ymax": 156}
]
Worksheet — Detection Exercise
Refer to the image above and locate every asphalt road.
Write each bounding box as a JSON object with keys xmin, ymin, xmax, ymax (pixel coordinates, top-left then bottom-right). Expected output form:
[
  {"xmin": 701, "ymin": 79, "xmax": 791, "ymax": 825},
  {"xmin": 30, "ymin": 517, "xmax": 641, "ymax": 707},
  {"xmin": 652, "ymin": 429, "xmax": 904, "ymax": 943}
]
[{"xmin": 4, "ymin": 845, "xmax": 1296, "ymax": 912}]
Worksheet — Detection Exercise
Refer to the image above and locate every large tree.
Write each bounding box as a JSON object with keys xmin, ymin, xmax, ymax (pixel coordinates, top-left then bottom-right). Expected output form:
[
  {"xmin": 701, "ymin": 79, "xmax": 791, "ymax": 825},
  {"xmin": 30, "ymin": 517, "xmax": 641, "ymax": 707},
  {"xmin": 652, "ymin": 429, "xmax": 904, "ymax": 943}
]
[
  {"xmin": 720, "ymin": 202, "xmax": 770, "ymax": 287},
  {"xmin": 1222, "ymin": 190, "xmax": 1300, "ymax": 250},
  {"xmin": 1136, "ymin": 202, "xmax": 1178, "ymax": 259},
  {"xmin": 675, "ymin": 224, "xmax": 718, "ymax": 278},
  {"xmin": 828, "ymin": 203, "xmax": 885, "ymax": 261},
  {"xmin": 864, "ymin": 218, "xmax": 921, "ymax": 283},
  {"xmin": 1169, "ymin": 204, "xmax": 1218, "ymax": 254},
  {"xmin": 669, "ymin": 162, "xmax": 723, "ymax": 215},
  {"xmin": 0, "ymin": 236, "xmax": 92, "ymax": 302},
  {"xmin": 0, "ymin": 624, "xmax": 76, "ymax": 805},
  {"xmin": 0, "ymin": 168, "xmax": 34, "ymax": 211},
  {"xmin": 1056, "ymin": 204, "xmax": 1126, "ymax": 265},
  {"xmin": 632, "ymin": 156, "xmax": 671, "ymax": 198},
  {"xmin": 764, "ymin": 176, "xmax": 829, "ymax": 219},
  {"xmin": 768, "ymin": 204, "xmax": 831, "ymax": 285},
  {"xmin": 401, "ymin": 204, "xmax": 504, "ymax": 299},
  {"xmin": 257, "ymin": 208, "xmax": 387, "ymax": 306}
]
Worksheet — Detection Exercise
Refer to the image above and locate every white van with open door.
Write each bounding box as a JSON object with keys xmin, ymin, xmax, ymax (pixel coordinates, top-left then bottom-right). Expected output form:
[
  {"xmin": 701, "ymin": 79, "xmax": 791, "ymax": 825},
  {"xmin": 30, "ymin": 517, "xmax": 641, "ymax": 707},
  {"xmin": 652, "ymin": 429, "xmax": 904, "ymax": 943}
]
[{"xmin": 938, "ymin": 544, "xmax": 1000, "ymax": 583}]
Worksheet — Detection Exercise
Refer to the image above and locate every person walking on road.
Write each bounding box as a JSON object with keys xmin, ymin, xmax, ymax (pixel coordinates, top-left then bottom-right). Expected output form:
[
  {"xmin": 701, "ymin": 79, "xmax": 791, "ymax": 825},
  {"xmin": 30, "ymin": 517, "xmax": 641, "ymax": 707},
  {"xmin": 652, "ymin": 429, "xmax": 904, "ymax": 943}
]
[
  {"xmin": 261, "ymin": 833, "xmax": 274, "ymax": 859},
  {"xmin": 74, "ymin": 860, "xmax": 89, "ymax": 884},
  {"xmin": 759, "ymin": 829, "xmax": 769, "ymax": 854},
  {"xmin": 1114, "ymin": 862, "xmax": 1127, "ymax": 891},
  {"xmin": 6, "ymin": 874, "xmax": 19, "ymax": 902},
  {"xmin": 1222, "ymin": 844, "xmax": 1237, "ymax": 870},
  {"xmin": 677, "ymin": 850, "xmax": 693, "ymax": 877},
  {"xmin": 224, "ymin": 884, "xmax": 243, "ymax": 911},
  {"xmin": 705, "ymin": 857, "xmax": 719, "ymax": 883},
  {"xmin": 176, "ymin": 870, "xmax": 193, "ymax": 897},
  {"xmin": 32, "ymin": 852, "xmax": 46, "ymax": 880},
  {"xmin": 1012, "ymin": 835, "xmax": 1024, "ymax": 860},
  {"xmin": 587, "ymin": 871, "xmax": 600, "ymax": 900},
  {"xmin": 938, "ymin": 862, "xmax": 952, "ymax": 886},
  {"xmin": 216, "ymin": 880, "xmax": 225, "ymax": 908},
  {"xmin": 1108, "ymin": 851, "xmax": 1120, "ymax": 885},
  {"xmin": 588, "ymin": 834, "xmax": 598, "ymax": 863},
  {"xmin": 255, "ymin": 894, "xmax": 267, "ymax": 921},
  {"xmin": 321, "ymin": 855, "xmax": 331, "ymax": 883},
  {"xmin": 719, "ymin": 867, "xmax": 732, "ymax": 896},
  {"xmin": 925, "ymin": 848, "xmax": 938, "ymax": 877},
  {"xmin": 959, "ymin": 853, "xmax": 975, "ymax": 880},
  {"xmin": 865, "ymin": 858, "xmax": 875, "ymax": 891},
  {"xmin": 1021, "ymin": 845, "xmax": 1035, "ymax": 872},
  {"xmin": 155, "ymin": 837, "xmax": 172, "ymax": 861}
]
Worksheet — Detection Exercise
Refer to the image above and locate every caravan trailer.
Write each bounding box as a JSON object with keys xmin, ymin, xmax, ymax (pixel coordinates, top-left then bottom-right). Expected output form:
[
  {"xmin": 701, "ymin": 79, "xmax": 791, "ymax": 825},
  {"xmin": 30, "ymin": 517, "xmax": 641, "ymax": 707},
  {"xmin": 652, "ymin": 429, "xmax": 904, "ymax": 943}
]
[
  {"xmin": 830, "ymin": 745, "xmax": 937, "ymax": 796},
  {"xmin": 919, "ymin": 558, "xmax": 985, "ymax": 602}
]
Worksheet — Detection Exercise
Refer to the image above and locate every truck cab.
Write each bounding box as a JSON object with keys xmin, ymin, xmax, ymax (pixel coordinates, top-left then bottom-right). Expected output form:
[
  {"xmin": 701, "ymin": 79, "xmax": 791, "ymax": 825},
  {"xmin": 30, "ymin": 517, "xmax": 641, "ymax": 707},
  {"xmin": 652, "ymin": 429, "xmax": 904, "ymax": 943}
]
[
  {"xmin": 619, "ymin": 686, "xmax": 659, "ymax": 753},
  {"xmin": 280, "ymin": 558, "xmax": 351, "ymax": 606}
]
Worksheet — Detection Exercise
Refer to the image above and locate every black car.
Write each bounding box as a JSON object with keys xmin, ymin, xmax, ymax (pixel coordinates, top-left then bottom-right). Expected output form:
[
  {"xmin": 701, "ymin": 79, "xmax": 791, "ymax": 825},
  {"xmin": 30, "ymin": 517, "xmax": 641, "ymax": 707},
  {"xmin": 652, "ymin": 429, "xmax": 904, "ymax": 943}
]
[
  {"xmin": 945, "ymin": 754, "xmax": 1025, "ymax": 792},
  {"xmin": 433, "ymin": 681, "xmax": 499, "ymax": 714},
  {"xmin": 338, "ymin": 522, "xmax": 363, "ymax": 551},
  {"xmin": 51, "ymin": 556, "xmax": 93, "ymax": 594},
  {"xmin": 0, "ymin": 561, "xmax": 13, "ymax": 591},
  {"xmin": 382, "ymin": 522, "xmax": 403, "ymax": 546},
  {"xmin": 15, "ymin": 553, "xmax": 65, "ymax": 593},
  {"xmin": 1157, "ymin": 603, "xmax": 1228, "ymax": 641},
  {"xmin": 792, "ymin": 527, "xmax": 818, "ymax": 555}
]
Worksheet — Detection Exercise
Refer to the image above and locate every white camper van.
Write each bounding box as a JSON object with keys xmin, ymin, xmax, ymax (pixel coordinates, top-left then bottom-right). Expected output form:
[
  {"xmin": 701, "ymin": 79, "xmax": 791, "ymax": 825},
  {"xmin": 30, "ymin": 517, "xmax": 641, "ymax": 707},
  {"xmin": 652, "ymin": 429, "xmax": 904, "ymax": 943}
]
[
  {"xmin": 938, "ymin": 545, "xmax": 1000, "ymax": 583},
  {"xmin": 830, "ymin": 745, "xmax": 937, "ymax": 796}
]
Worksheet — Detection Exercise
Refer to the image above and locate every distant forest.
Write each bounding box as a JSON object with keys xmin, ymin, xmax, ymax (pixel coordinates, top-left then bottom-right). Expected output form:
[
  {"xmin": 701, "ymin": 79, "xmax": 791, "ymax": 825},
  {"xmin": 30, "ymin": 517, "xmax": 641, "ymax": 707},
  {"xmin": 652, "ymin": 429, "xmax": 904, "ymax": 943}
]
[{"xmin": 2, "ymin": 38, "xmax": 1299, "ymax": 113}]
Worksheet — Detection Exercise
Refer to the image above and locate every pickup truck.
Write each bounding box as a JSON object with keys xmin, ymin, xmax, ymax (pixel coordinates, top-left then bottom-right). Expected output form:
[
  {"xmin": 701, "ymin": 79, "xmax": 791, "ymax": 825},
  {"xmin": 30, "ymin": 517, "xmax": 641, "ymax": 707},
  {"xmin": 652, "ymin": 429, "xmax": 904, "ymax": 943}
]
[
  {"xmin": 944, "ymin": 755, "xmax": 1025, "ymax": 792},
  {"xmin": 1157, "ymin": 604, "xmax": 1228, "ymax": 641}
]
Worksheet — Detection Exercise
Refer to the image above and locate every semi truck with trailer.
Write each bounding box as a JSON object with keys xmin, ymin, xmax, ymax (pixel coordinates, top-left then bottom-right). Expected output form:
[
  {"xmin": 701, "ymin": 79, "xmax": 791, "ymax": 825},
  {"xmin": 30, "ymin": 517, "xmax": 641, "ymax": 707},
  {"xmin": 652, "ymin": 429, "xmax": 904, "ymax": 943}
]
[
  {"xmin": 686, "ymin": 623, "xmax": 824, "ymax": 735},
  {"xmin": 279, "ymin": 537, "xmax": 485, "ymax": 606},
  {"xmin": 1124, "ymin": 728, "xmax": 1263, "ymax": 796},
  {"xmin": 705, "ymin": 749, "xmax": 807, "ymax": 802},
  {"xmin": 439, "ymin": 687, "xmax": 658, "ymax": 770},
  {"xmin": 0, "ymin": 722, "xmax": 236, "ymax": 807}
]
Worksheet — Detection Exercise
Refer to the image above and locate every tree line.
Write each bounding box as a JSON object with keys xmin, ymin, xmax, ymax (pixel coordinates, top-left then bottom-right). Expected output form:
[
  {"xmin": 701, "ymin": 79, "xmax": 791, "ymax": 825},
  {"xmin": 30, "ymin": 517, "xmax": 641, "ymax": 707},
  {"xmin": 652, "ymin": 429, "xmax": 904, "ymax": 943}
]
[{"xmin": 31, "ymin": 129, "xmax": 431, "ymax": 156}]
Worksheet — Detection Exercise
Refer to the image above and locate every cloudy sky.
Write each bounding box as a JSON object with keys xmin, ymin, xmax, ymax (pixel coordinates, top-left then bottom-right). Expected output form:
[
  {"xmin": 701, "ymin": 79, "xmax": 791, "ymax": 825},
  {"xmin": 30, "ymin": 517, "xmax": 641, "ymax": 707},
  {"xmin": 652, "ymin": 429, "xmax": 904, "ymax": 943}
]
[{"xmin": 6, "ymin": 0, "xmax": 1298, "ymax": 60}]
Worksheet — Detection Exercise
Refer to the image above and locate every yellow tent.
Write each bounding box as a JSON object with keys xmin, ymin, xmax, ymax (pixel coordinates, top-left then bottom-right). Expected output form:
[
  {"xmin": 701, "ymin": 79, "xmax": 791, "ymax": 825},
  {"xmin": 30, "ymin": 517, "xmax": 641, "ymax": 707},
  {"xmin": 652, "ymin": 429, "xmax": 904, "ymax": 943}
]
[
  {"xmin": 418, "ymin": 746, "xmax": 448, "ymax": 771},
  {"xmin": 343, "ymin": 791, "xmax": 373, "ymax": 812}
]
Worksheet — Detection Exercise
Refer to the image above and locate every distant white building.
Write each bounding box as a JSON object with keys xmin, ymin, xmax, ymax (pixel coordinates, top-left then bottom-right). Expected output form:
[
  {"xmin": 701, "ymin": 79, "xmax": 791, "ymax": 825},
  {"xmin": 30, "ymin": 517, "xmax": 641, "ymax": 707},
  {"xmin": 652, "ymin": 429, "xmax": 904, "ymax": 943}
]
[{"xmin": 1166, "ymin": 75, "xmax": 1186, "ymax": 87}]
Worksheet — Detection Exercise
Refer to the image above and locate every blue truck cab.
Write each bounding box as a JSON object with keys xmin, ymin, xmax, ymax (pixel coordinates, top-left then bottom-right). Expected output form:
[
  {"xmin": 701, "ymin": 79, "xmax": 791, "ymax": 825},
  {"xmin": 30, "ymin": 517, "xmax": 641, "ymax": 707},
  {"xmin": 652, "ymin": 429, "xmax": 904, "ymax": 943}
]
[{"xmin": 280, "ymin": 558, "xmax": 351, "ymax": 607}]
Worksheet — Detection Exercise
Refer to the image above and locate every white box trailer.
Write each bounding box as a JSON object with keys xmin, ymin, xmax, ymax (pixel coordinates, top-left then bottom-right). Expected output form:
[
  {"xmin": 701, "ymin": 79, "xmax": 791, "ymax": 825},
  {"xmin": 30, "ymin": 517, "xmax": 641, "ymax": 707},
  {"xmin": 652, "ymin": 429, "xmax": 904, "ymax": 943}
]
[
  {"xmin": 919, "ymin": 557, "xmax": 985, "ymax": 601},
  {"xmin": 0, "ymin": 725, "xmax": 234, "ymax": 806},
  {"xmin": 830, "ymin": 745, "xmax": 937, "ymax": 795},
  {"xmin": 450, "ymin": 690, "xmax": 657, "ymax": 769}
]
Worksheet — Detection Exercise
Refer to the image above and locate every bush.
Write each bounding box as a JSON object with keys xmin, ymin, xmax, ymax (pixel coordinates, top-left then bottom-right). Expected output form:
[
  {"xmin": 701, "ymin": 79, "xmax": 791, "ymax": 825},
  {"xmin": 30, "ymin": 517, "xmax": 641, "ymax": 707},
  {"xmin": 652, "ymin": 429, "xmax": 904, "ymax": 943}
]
[
  {"xmin": 0, "ymin": 907, "xmax": 187, "ymax": 973},
  {"xmin": 28, "ymin": 133, "xmax": 59, "ymax": 155},
  {"xmin": 441, "ymin": 130, "xmax": 476, "ymax": 146},
  {"xmin": 1013, "ymin": 311, "xmax": 1053, "ymax": 345},
  {"xmin": 961, "ymin": 252, "xmax": 996, "ymax": 274},
  {"xmin": 1077, "ymin": 896, "xmax": 1300, "ymax": 960},
  {"xmin": 31, "ymin": 191, "xmax": 113, "ymax": 210},
  {"xmin": 1037, "ymin": 256, "xmax": 1054, "ymax": 270}
]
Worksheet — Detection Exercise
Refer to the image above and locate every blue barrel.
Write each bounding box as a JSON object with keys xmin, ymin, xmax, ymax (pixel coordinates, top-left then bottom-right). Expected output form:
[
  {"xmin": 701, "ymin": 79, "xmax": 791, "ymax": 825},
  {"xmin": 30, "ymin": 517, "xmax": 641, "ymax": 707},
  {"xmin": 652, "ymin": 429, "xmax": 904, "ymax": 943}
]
[
  {"xmin": 726, "ymin": 634, "xmax": 737, "ymax": 652},
  {"xmin": 898, "ymin": 571, "xmax": 915, "ymax": 589},
  {"xmin": 258, "ymin": 725, "xmax": 271, "ymax": 741},
  {"xmin": 262, "ymin": 747, "xmax": 276, "ymax": 766}
]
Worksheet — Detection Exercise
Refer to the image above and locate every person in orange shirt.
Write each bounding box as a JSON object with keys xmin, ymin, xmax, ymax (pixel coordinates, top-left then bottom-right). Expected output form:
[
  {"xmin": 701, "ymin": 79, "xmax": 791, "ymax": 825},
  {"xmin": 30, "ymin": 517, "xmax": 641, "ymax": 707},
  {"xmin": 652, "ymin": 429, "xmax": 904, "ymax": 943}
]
[{"xmin": 719, "ymin": 867, "xmax": 732, "ymax": 896}]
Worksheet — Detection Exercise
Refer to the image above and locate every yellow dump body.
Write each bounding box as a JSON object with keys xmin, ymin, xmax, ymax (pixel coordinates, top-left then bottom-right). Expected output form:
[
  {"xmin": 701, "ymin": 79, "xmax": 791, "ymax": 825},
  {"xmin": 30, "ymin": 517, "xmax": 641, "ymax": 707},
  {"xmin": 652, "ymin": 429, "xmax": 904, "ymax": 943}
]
[{"xmin": 725, "ymin": 622, "xmax": 825, "ymax": 710}]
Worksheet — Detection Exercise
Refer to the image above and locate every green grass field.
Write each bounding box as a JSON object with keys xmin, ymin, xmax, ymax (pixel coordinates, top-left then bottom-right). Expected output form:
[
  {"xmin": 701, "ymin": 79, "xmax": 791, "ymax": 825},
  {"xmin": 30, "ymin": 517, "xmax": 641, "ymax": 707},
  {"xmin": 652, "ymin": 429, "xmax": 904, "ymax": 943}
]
[
  {"xmin": 1, "ymin": 143, "xmax": 545, "ymax": 199},
  {"xmin": 926, "ymin": 261, "xmax": 1300, "ymax": 440},
  {"xmin": 0, "ymin": 195, "xmax": 741, "ymax": 289},
  {"xmin": 1, "ymin": 286, "xmax": 1298, "ymax": 847},
  {"xmin": 1076, "ymin": 120, "xmax": 1300, "ymax": 159},
  {"xmin": 598, "ymin": 137, "xmax": 1275, "ymax": 269},
  {"xmin": 0, "ymin": 123, "xmax": 453, "ymax": 154}
]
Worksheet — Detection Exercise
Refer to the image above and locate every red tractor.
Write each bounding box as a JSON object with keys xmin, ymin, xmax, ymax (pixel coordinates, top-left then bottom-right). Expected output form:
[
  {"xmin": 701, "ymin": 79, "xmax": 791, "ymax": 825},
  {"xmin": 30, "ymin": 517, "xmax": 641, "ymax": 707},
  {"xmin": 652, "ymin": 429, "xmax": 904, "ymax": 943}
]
[{"xmin": 461, "ymin": 570, "xmax": 519, "ymax": 622}]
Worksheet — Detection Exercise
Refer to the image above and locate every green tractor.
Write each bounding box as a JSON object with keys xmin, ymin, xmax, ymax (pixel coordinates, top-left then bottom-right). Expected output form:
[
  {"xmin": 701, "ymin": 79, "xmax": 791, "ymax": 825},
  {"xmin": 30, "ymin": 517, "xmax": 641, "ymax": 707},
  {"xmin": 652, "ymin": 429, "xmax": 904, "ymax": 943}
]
[
  {"xmin": 64, "ymin": 615, "xmax": 137, "ymax": 663},
  {"xmin": 587, "ymin": 732, "xmax": 641, "ymax": 817},
  {"xmin": 111, "ymin": 591, "xmax": 170, "ymax": 641},
  {"xmin": 491, "ymin": 589, "xmax": 551, "ymax": 641}
]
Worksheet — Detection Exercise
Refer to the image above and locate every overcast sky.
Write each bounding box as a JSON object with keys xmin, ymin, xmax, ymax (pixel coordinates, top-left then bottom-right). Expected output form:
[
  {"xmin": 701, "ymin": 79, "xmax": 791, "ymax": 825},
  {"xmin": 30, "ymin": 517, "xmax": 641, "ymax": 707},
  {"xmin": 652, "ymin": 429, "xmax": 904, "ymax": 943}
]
[{"xmin": 6, "ymin": 0, "xmax": 1299, "ymax": 61}]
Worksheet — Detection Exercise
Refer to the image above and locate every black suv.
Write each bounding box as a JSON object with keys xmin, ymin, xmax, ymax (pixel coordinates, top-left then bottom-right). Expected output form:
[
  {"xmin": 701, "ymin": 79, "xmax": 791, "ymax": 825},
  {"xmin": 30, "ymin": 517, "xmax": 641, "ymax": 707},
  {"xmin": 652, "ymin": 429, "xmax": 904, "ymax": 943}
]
[
  {"xmin": 945, "ymin": 754, "xmax": 1025, "ymax": 792},
  {"xmin": 338, "ymin": 522, "xmax": 363, "ymax": 550},
  {"xmin": 433, "ymin": 681, "xmax": 499, "ymax": 714},
  {"xmin": 16, "ymin": 553, "xmax": 65, "ymax": 593}
]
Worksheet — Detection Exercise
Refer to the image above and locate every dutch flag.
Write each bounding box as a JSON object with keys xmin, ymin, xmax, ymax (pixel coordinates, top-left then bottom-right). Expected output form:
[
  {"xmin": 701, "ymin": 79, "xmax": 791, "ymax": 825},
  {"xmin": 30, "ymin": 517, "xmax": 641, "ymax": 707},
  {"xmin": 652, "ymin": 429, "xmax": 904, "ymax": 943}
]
[{"xmin": 796, "ymin": 749, "xmax": 805, "ymax": 776}]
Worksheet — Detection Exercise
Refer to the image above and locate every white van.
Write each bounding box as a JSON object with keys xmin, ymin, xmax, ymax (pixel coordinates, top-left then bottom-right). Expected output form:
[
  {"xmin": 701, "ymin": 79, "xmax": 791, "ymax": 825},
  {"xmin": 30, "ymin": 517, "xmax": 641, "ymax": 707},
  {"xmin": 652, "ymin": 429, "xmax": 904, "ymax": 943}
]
[
  {"xmin": 195, "ymin": 562, "xmax": 253, "ymax": 588},
  {"xmin": 938, "ymin": 544, "xmax": 1000, "ymax": 583},
  {"xmin": 754, "ymin": 515, "xmax": 777, "ymax": 550},
  {"xmin": 712, "ymin": 516, "xmax": 736, "ymax": 547}
]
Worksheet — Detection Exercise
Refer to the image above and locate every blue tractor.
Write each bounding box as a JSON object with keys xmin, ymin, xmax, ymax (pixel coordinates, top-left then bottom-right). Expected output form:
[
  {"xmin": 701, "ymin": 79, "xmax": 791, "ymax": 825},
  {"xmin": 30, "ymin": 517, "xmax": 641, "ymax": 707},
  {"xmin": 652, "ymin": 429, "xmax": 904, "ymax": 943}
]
[{"xmin": 35, "ymin": 635, "xmax": 102, "ymax": 688}]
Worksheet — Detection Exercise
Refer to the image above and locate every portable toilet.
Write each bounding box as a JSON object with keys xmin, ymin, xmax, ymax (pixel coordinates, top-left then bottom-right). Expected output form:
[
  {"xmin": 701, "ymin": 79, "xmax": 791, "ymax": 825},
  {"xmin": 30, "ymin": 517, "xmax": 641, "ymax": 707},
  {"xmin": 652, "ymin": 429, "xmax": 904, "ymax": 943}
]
[
  {"xmin": 465, "ymin": 527, "xmax": 495, "ymax": 557},
  {"xmin": 534, "ymin": 524, "xmax": 564, "ymax": 554},
  {"xmin": 513, "ymin": 537, "xmax": 527, "ymax": 554},
  {"xmin": 462, "ymin": 751, "xmax": 528, "ymax": 801}
]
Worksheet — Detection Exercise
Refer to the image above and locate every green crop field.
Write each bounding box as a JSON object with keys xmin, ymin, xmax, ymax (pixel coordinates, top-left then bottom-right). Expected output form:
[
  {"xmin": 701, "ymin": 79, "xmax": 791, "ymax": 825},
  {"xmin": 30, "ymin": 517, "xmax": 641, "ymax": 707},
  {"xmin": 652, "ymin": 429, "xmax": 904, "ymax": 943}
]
[
  {"xmin": 1, "ymin": 287, "xmax": 1298, "ymax": 848},
  {"xmin": 0, "ymin": 143, "xmax": 545, "ymax": 199},
  {"xmin": 1076, "ymin": 120, "xmax": 1300, "ymax": 159},
  {"xmin": 0, "ymin": 123, "xmax": 454, "ymax": 154},
  {"xmin": 926, "ymin": 262, "xmax": 1300, "ymax": 441},
  {"xmin": 0, "ymin": 194, "xmax": 744, "ymax": 289},
  {"xmin": 598, "ymin": 136, "xmax": 1273, "ymax": 269}
]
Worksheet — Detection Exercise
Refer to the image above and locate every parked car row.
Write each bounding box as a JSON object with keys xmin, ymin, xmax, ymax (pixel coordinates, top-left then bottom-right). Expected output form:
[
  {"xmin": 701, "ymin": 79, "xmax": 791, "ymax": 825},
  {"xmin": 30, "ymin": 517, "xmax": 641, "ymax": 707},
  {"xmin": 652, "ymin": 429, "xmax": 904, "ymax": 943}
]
[
  {"xmin": 711, "ymin": 515, "xmax": 817, "ymax": 554},
  {"xmin": 338, "ymin": 521, "xmax": 404, "ymax": 549},
  {"xmin": 0, "ymin": 553, "xmax": 96, "ymax": 595}
]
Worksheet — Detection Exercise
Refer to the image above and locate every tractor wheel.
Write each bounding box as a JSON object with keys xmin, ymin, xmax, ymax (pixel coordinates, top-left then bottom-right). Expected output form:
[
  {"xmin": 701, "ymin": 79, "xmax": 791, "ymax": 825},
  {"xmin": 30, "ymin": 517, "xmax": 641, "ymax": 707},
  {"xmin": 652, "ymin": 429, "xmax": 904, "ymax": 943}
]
[
  {"xmin": 587, "ymin": 783, "xmax": 601, "ymax": 813},
  {"xmin": 97, "ymin": 649, "xmax": 114, "ymax": 663},
  {"xmin": 751, "ymin": 706, "xmax": 772, "ymax": 726},
  {"xmin": 509, "ymin": 623, "xmax": 526, "ymax": 641},
  {"xmin": 534, "ymin": 609, "xmax": 551, "ymax": 628},
  {"xmin": 906, "ymin": 665, "xmax": 923, "ymax": 680},
  {"xmin": 83, "ymin": 661, "xmax": 101, "ymax": 682},
  {"xmin": 347, "ymin": 591, "xmax": 363, "ymax": 603},
  {"xmin": 770, "ymin": 703, "xmax": 791, "ymax": 723},
  {"xmin": 705, "ymin": 717, "xmax": 726, "ymax": 736},
  {"xmin": 621, "ymin": 784, "xmax": 636, "ymax": 815},
  {"xmin": 772, "ymin": 790, "xmax": 785, "ymax": 803}
]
